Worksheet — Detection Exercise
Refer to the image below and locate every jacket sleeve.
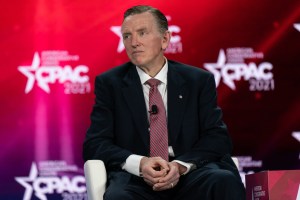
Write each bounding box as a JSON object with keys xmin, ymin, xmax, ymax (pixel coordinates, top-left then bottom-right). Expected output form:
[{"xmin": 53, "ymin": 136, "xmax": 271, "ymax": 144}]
[{"xmin": 83, "ymin": 76, "xmax": 131, "ymax": 171}]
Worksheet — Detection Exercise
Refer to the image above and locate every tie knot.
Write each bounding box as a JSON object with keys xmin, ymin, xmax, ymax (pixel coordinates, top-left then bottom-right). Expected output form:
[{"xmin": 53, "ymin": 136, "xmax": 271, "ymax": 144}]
[{"xmin": 146, "ymin": 78, "xmax": 161, "ymax": 88}]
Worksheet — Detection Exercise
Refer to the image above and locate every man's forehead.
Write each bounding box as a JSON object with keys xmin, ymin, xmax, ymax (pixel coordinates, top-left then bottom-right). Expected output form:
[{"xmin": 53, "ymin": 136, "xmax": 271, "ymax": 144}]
[
  {"xmin": 121, "ymin": 23, "xmax": 150, "ymax": 33},
  {"xmin": 121, "ymin": 12, "xmax": 155, "ymax": 32},
  {"xmin": 123, "ymin": 11, "xmax": 154, "ymax": 22}
]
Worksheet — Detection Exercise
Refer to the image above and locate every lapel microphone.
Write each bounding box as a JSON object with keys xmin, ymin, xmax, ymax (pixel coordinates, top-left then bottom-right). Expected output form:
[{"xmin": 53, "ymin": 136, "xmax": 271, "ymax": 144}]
[{"xmin": 150, "ymin": 105, "xmax": 158, "ymax": 114}]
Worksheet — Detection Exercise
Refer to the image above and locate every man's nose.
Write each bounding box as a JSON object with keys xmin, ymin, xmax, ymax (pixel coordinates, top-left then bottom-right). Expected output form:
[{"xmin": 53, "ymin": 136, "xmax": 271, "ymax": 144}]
[{"xmin": 131, "ymin": 35, "xmax": 140, "ymax": 47}]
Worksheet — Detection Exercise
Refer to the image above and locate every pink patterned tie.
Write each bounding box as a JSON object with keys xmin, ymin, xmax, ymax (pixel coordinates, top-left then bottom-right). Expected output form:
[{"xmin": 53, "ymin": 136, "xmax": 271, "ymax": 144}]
[{"xmin": 146, "ymin": 78, "xmax": 169, "ymax": 161}]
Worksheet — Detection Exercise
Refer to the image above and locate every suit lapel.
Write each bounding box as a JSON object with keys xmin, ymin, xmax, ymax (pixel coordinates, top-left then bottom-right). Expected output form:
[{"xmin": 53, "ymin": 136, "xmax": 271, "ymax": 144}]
[
  {"xmin": 167, "ymin": 62, "xmax": 188, "ymax": 144},
  {"xmin": 120, "ymin": 62, "xmax": 188, "ymax": 149},
  {"xmin": 121, "ymin": 65, "xmax": 149, "ymax": 148}
]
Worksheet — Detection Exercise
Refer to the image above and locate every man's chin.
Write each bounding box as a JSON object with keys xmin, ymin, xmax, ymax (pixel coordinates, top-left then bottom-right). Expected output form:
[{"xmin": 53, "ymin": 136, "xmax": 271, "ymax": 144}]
[{"xmin": 130, "ymin": 59, "xmax": 145, "ymax": 67}]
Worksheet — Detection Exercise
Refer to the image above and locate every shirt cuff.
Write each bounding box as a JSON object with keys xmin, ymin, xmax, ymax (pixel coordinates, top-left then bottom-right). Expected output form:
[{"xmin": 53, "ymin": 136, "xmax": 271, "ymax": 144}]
[
  {"xmin": 172, "ymin": 160, "xmax": 194, "ymax": 175},
  {"xmin": 122, "ymin": 154, "xmax": 144, "ymax": 176}
]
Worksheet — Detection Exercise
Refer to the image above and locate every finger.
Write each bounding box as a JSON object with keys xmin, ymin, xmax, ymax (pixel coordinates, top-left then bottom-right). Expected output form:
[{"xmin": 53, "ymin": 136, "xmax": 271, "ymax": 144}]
[
  {"xmin": 153, "ymin": 157, "xmax": 169, "ymax": 171},
  {"xmin": 148, "ymin": 158, "xmax": 170, "ymax": 175},
  {"xmin": 143, "ymin": 175, "xmax": 162, "ymax": 186},
  {"xmin": 158, "ymin": 165, "xmax": 179, "ymax": 183},
  {"xmin": 156, "ymin": 178, "xmax": 175, "ymax": 188},
  {"xmin": 142, "ymin": 158, "xmax": 169, "ymax": 178},
  {"xmin": 153, "ymin": 176, "xmax": 178, "ymax": 190},
  {"xmin": 143, "ymin": 165, "xmax": 168, "ymax": 179},
  {"xmin": 153, "ymin": 180, "xmax": 178, "ymax": 191},
  {"xmin": 158, "ymin": 172, "xmax": 179, "ymax": 184},
  {"xmin": 144, "ymin": 178, "xmax": 158, "ymax": 187}
]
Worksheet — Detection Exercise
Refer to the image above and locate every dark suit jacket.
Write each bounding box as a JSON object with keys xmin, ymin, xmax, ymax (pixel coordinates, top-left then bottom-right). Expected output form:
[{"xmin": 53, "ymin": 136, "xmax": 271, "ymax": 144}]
[{"xmin": 83, "ymin": 60, "xmax": 235, "ymax": 174}]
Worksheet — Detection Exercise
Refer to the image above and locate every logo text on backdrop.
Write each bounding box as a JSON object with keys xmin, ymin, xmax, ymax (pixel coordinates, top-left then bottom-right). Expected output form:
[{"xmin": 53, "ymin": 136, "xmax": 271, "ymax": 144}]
[
  {"xmin": 18, "ymin": 51, "xmax": 91, "ymax": 94},
  {"xmin": 15, "ymin": 161, "xmax": 87, "ymax": 200},
  {"xmin": 204, "ymin": 48, "xmax": 275, "ymax": 91}
]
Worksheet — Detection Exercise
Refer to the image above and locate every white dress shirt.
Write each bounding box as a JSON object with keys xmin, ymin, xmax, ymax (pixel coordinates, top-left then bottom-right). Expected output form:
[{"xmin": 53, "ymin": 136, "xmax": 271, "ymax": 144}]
[{"xmin": 122, "ymin": 60, "xmax": 193, "ymax": 176}]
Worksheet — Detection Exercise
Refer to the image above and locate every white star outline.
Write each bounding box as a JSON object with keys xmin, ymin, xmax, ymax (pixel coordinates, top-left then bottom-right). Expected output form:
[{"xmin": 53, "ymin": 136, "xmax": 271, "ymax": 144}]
[
  {"xmin": 292, "ymin": 131, "xmax": 300, "ymax": 160},
  {"xmin": 110, "ymin": 26, "xmax": 124, "ymax": 53},
  {"xmin": 292, "ymin": 132, "xmax": 300, "ymax": 143},
  {"xmin": 204, "ymin": 49, "xmax": 238, "ymax": 90},
  {"xmin": 294, "ymin": 23, "xmax": 300, "ymax": 32},
  {"xmin": 18, "ymin": 52, "xmax": 51, "ymax": 93},
  {"xmin": 15, "ymin": 162, "xmax": 44, "ymax": 200}
]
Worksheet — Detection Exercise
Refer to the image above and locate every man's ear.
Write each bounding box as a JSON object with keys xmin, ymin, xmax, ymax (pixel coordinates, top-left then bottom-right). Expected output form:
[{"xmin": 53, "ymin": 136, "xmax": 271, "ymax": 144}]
[{"xmin": 161, "ymin": 31, "xmax": 171, "ymax": 50}]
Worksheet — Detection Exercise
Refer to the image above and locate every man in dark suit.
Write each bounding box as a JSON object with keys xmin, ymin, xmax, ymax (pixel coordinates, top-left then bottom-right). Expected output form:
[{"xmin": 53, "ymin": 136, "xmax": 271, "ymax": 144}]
[{"xmin": 83, "ymin": 5, "xmax": 245, "ymax": 200}]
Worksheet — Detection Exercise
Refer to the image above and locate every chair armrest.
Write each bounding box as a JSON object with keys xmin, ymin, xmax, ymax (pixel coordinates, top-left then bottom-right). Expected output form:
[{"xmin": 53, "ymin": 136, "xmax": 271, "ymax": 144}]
[
  {"xmin": 232, "ymin": 157, "xmax": 239, "ymax": 169},
  {"xmin": 84, "ymin": 160, "xmax": 107, "ymax": 200}
]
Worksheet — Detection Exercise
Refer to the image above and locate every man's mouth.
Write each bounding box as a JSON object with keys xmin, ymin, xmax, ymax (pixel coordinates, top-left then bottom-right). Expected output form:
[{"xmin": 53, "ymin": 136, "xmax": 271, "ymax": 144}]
[{"xmin": 132, "ymin": 50, "xmax": 143, "ymax": 55}]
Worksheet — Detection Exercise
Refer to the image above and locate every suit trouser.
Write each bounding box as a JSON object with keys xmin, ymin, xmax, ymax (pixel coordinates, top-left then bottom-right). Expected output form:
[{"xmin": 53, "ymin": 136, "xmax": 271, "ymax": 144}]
[{"xmin": 104, "ymin": 162, "xmax": 246, "ymax": 200}]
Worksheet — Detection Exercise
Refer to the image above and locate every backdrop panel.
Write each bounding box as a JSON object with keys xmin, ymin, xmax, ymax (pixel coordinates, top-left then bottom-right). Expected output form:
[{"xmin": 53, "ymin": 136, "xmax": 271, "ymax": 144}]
[{"xmin": 0, "ymin": 0, "xmax": 299, "ymax": 199}]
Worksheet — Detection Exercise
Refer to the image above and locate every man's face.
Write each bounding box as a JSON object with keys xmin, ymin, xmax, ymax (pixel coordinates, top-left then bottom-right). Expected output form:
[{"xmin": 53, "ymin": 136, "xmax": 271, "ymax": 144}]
[{"xmin": 121, "ymin": 12, "xmax": 170, "ymax": 68}]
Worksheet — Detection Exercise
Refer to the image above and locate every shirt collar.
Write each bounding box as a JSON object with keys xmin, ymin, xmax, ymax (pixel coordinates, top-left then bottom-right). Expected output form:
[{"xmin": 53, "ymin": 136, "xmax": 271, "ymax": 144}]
[{"xmin": 136, "ymin": 58, "xmax": 168, "ymax": 85}]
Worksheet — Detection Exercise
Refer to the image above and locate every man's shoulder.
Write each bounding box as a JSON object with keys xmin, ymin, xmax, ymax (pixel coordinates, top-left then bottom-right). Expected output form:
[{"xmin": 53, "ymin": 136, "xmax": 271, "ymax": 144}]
[
  {"xmin": 96, "ymin": 62, "xmax": 134, "ymax": 80},
  {"xmin": 168, "ymin": 60, "xmax": 212, "ymax": 78}
]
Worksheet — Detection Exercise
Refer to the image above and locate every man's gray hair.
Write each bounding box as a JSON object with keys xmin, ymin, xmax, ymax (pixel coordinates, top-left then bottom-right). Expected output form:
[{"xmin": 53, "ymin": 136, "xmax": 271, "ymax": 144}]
[{"xmin": 123, "ymin": 5, "xmax": 168, "ymax": 33}]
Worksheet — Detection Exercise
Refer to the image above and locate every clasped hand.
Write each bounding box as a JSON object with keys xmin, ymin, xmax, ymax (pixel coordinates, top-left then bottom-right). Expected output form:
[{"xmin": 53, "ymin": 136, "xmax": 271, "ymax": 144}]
[{"xmin": 140, "ymin": 157, "xmax": 186, "ymax": 191}]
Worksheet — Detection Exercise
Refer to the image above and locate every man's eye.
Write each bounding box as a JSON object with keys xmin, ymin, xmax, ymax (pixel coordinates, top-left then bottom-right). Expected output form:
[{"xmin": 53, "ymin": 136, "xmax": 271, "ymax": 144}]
[{"xmin": 123, "ymin": 35, "xmax": 130, "ymax": 39}]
